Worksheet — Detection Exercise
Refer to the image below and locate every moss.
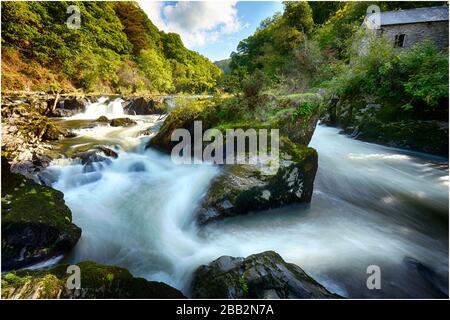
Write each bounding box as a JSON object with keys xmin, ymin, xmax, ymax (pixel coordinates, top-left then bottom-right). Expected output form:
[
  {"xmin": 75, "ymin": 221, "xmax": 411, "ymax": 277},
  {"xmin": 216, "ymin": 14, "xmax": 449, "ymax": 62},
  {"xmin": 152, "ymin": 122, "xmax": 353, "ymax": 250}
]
[
  {"xmin": 238, "ymin": 276, "xmax": 249, "ymax": 297},
  {"xmin": 96, "ymin": 116, "xmax": 109, "ymax": 122},
  {"xmin": 109, "ymin": 118, "xmax": 137, "ymax": 127},
  {"xmin": 2, "ymin": 272, "xmax": 32, "ymax": 285},
  {"xmin": 2, "ymin": 261, "xmax": 185, "ymax": 299},
  {"xmin": 39, "ymin": 275, "xmax": 63, "ymax": 298},
  {"xmin": 192, "ymin": 251, "xmax": 339, "ymax": 299},
  {"xmin": 2, "ymin": 157, "xmax": 81, "ymax": 270},
  {"xmin": 280, "ymin": 136, "xmax": 318, "ymax": 163},
  {"xmin": 1, "ymin": 272, "xmax": 63, "ymax": 299},
  {"xmin": 2, "ymin": 172, "xmax": 73, "ymax": 231},
  {"xmin": 148, "ymin": 98, "xmax": 216, "ymax": 152}
]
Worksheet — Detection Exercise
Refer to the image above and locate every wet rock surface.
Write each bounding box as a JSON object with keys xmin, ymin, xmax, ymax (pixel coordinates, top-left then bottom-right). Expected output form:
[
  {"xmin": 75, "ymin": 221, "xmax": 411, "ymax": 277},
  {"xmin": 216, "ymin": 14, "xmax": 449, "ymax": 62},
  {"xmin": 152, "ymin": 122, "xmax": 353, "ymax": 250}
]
[
  {"xmin": 1, "ymin": 261, "xmax": 185, "ymax": 299},
  {"xmin": 197, "ymin": 138, "xmax": 318, "ymax": 224},
  {"xmin": 191, "ymin": 251, "xmax": 339, "ymax": 299},
  {"xmin": 123, "ymin": 97, "xmax": 167, "ymax": 115},
  {"xmin": 321, "ymin": 95, "xmax": 449, "ymax": 156},
  {"xmin": 1, "ymin": 157, "xmax": 81, "ymax": 271},
  {"xmin": 109, "ymin": 117, "xmax": 137, "ymax": 127}
]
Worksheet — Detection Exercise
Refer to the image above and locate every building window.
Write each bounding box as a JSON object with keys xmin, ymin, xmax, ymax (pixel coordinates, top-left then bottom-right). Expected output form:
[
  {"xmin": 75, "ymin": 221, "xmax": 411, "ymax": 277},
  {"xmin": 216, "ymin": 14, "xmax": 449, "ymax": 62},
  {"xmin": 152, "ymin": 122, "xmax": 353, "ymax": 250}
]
[{"xmin": 394, "ymin": 34, "xmax": 406, "ymax": 48}]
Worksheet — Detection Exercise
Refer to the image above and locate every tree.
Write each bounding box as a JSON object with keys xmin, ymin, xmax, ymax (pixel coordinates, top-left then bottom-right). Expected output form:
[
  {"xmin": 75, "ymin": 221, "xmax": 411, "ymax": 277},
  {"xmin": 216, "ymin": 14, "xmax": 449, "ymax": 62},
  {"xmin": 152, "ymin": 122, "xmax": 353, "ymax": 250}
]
[
  {"xmin": 282, "ymin": 1, "xmax": 314, "ymax": 34},
  {"xmin": 138, "ymin": 49, "xmax": 173, "ymax": 93}
]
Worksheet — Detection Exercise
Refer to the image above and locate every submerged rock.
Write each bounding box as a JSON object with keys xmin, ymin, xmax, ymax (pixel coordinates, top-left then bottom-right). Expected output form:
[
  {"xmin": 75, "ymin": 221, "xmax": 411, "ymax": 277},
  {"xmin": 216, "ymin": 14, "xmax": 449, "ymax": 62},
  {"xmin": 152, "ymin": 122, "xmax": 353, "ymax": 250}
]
[
  {"xmin": 93, "ymin": 146, "xmax": 118, "ymax": 159},
  {"xmin": 191, "ymin": 251, "xmax": 339, "ymax": 299},
  {"xmin": 76, "ymin": 151, "xmax": 112, "ymax": 166},
  {"xmin": 128, "ymin": 161, "xmax": 146, "ymax": 172},
  {"xmin": 1, "ymin": 157, "xmax": 81, "ymax": 271},
  {"xmin": 109, "ymin": 117, "xmax": 137, "ymax": 127},
  {"xmin": 403, "ymin": 257, "xmax": 448, "ymax": 298},
  {"xmin": 197, "ymin": 138, "xmax": 318, "ymax": 224},
  {"xmin": 1, "ymin": 261, "xmax": 185, "ymax": 299}
]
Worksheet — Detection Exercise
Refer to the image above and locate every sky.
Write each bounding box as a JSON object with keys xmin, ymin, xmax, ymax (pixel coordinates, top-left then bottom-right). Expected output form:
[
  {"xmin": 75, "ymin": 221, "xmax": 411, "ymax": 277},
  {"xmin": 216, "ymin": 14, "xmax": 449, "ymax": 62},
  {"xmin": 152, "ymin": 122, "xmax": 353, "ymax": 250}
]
[{"xmin": 138, "ymin": 1, "xmax": 284, "ymax": 61}]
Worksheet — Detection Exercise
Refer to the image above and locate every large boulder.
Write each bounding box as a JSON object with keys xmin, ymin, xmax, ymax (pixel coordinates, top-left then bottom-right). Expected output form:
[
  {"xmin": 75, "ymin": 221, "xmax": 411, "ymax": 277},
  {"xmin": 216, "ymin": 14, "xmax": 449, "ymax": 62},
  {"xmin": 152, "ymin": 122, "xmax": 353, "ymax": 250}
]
[
  {"xmin": 191, "ymin": 251, "xmax": 339, "ymax": 299},
  {"xmin": 1, "ymin": 157, "xmax": 81, "ymax": 271},
  {"xmin": 123, "ymin": 97, "xmax": 167, "ymax": 115},
  {"xmin": 197, "ymin": 138, "xmax": 318, "ymax": 224},
  {"xmin": 109, "ymin": 117, "xmax": 137, "ymax": 127},
  {"xmin": 146, "ymin": 105, "xmax": 212, "ymax": 154},
  {"xmin": 1, "ymin": 261, "xmax": 185, "ymax": 299},
  {"xmin": 49, "ymin": 98, "xmax": 89, "ymax": 117},
  {"xmin": 274, "ymin": 96, "xmax": 321, "ymax": 146},
  {"xmin": 41, "ymin": 122, "xmax": 72, "ymax": 141}
]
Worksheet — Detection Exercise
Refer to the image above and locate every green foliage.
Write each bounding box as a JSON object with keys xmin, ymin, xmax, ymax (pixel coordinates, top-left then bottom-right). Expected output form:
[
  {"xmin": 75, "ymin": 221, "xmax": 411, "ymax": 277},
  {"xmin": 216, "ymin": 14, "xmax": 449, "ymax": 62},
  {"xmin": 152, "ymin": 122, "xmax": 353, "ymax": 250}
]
[
  {"xmin": 309, "ymin": 1, "xmax": 343, "ymax": 25},
  {"xmin": 283, "ymin": 1, "xmax": 314, "ymax": 34},
  {"xmin": 113, "ymin": 1, "xmax": 161, "ymax": 55},
  {"xmin": 332, "ymin": 35, "xmax": 448, "ymax": 113},
  {"xmin": 314, "ymin": 2, "xmax": 369, "ymax": 59},
  {"xmin": 138, "ymin": 49, "xmax": 173, "ymax": 93},
  {"xmin": 400, "ymin": 41, "xmax": 449, "ymax": 107},
  {"xmin": 1, "ymin": 1, "xmax": 221, "ymax": 93},
  {"xmin": 229, "ymin": 1, "xmax": 314, "ymax": 83},
  {"xmin": 238, "ymin": 277, "xmax": 249, "ymax": 296},
  {"xmin": 293, "ymin": 101, "xmax": 318, "ymax": 122}
]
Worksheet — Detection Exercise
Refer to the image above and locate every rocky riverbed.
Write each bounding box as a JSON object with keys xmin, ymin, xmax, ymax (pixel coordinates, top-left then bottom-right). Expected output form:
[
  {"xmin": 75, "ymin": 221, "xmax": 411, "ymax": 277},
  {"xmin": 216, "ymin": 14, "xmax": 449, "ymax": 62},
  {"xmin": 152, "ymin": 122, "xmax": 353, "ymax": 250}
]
[
  {"xmin": 1, "ymin": 94, "xmax": 334, "ymax": 299},
  {"xmin": 1, "ymin": 94, "xmax": 448, "ymax": 299}
]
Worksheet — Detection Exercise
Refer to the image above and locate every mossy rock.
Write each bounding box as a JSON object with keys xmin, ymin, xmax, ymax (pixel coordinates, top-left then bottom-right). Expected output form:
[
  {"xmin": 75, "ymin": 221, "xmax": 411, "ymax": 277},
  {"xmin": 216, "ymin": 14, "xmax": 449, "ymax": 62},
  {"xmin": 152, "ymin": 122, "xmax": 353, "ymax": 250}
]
[
  {"xmin": 1, "ymin": 261, "xmax": 186, "ymax": 299},
  {"xmin": 109, "ymin": 117, "xmax": 137, "ymax": 127},
  {"xmin": 357, "ymin": 120, "xmax": 449, "ymax": 156},
  {"xmin": 146, "ymin": 98, "xmax": 215, "ymax": 153},
  {"xmin": 328, "ymin": 95, "xmax": 449, "ymax": 156},
  {"xmin": 197, "ymin": 137, "xmax": 318, "ymax": 224},
  {"xmin": 96, "ymin": 116, "xmax": 109, "ymax": 122},
  {"xmin": 191, "ymin": 251, "xmax": 339, "ymax": 299},
  {"xmin": 1, "ymin": 157, "xmax": 81, "ymax": 271}
]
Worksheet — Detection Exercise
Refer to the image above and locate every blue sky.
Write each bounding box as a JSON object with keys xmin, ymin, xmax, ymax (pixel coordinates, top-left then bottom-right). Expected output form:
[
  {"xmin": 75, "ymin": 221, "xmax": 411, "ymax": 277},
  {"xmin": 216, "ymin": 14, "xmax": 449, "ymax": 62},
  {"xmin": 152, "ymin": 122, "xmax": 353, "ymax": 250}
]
[{"xmin": 138, "ymin": 1, "xmax": 284, "ymax": 61}]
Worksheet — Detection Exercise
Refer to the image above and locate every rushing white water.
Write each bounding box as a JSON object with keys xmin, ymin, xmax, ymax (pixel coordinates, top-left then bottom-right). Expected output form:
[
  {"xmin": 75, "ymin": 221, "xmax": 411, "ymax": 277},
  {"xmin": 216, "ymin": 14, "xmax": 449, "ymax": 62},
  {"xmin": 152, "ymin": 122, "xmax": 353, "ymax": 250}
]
[
  {"xmin": 46, "ymin": 101, "xmax": 449, "ymax": 298},
  {"xmin": 71, "ymin": 97, "xmax": 125, "ymax": 119}
]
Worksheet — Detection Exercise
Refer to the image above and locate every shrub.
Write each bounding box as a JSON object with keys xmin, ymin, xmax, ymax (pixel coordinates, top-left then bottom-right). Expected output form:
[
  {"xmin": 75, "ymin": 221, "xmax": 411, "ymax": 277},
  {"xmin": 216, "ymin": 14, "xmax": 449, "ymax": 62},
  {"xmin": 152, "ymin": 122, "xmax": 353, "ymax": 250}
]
[
  {"xmin": 330, "ymin": 36, "xmax": 448, "ymax": 110},
  {"xmin": 400, "ymin": 41, "xmax": 449, "ymax": 108}
]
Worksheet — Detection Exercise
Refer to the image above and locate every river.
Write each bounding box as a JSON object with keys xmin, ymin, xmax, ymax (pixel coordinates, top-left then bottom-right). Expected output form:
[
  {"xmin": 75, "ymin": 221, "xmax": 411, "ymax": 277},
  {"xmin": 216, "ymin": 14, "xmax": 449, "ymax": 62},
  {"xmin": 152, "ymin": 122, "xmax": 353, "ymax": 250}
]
[{"xmin": 46, "ymin": 98, "xmax": 449, "ymax": 298}]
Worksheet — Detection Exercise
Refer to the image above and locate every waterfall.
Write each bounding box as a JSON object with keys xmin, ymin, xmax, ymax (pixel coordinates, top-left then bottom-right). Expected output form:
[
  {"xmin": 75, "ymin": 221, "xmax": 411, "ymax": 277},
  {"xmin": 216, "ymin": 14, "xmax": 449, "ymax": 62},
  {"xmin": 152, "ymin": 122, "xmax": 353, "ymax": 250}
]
[{"xmin": 73, "ymin": 97, "xmax": 125, "ymax": 119}]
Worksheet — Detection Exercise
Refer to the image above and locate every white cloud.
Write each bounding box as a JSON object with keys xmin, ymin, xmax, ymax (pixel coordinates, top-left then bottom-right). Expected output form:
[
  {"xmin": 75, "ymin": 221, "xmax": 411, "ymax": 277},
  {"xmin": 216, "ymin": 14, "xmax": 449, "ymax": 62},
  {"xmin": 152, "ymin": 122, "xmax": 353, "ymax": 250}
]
[{"xmin": 137, "ymin": 1, "xmax": 241, "ymax": 48}]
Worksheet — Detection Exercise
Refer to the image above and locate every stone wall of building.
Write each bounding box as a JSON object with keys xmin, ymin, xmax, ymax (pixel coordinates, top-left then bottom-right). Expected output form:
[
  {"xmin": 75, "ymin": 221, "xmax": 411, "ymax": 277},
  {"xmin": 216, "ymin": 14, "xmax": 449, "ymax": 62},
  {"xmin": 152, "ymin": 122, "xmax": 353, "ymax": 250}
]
[{"xmin": 379, "ymin": 21, "xmax": 448, "ymax": 50}]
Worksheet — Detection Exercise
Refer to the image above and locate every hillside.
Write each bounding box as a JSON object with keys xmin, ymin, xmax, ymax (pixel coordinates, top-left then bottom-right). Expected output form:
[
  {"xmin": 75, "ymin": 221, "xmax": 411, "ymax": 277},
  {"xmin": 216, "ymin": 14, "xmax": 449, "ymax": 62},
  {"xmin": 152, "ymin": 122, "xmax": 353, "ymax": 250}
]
[
  {"xmin": 1, "ymin": 1, "xmax": 222, "ymax": 94},
  {"xmin": 214, "ymin": 58, "xmax": 231, "ymax": 74}
]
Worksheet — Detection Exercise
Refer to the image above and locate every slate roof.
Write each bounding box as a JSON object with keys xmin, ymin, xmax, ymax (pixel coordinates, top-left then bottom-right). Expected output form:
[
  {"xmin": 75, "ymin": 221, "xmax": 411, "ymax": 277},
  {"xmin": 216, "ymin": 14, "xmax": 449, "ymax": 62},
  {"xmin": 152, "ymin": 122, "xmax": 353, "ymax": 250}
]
[{"xmin": 364, "ymin": 6, "xmax": 448, "ymax": 29}]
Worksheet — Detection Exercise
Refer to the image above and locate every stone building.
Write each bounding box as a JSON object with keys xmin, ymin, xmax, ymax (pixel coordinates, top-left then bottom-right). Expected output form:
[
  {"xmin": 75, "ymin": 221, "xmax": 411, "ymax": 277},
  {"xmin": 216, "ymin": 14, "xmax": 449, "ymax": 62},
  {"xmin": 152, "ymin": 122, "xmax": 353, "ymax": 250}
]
[{"xmin": 362, "ymin": 6, "xmax": 449, "ymax": 51}]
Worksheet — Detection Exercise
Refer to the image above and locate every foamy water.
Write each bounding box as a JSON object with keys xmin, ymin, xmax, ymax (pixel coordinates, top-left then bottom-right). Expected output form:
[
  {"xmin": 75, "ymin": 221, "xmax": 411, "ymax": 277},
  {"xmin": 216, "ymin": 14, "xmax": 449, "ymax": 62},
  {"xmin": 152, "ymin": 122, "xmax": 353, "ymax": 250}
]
[{"xmin": 46, "ymin": 100, "xmax": 449, "ymax": 298}]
